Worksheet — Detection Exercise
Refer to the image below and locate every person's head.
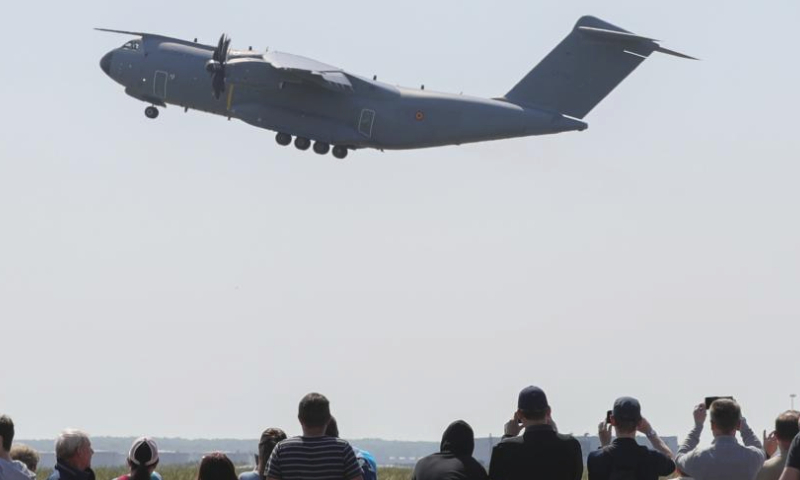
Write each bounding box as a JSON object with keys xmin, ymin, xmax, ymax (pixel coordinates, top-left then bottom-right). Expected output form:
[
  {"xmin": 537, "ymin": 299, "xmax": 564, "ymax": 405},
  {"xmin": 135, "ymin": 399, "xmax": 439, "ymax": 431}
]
[
  {"xmin": 10, "ymin": 444, "xmax": 39, "ymax": 472},
  {"xmin": 611, "ymin": 397, "xmax": 642, "ymax": 435},
  {"xmin": 324, "ymin": 417, "xmax": 339, "ymax": 438},
  {"xmin": 55, "ymin": 429, "xmax": 93, "ymax": 471},
  {"xmin": 256, "ymin": 428, "xmax": 286, "ymax": 477},
  {"xmin": 128, "ymin": 437, "xmax": 159, "ymax": 480},
  {"xmin": 515, "ymin": 386, "xmax": 551, "ymax": 425},
  {"xmin": 197, "ymin": 452, "xmax": 237, "ymax": 480},
  {"xmin": 775, "ymin": 410, "xmax": 800, "ymax": 449},
  {"xmin": 0, "ymin": 415, "xmax": 14, "ymax": 455},
  {"xmin": 439, "ymin": 420, "xmax": 475, "ymax": 456},
  {"xmin": 298, "ymin": 393, "xmax": 331, "ymax": 434},
  {"xmin": 709, "ymin": 398, "xmax": 741, "ymax": 436}
]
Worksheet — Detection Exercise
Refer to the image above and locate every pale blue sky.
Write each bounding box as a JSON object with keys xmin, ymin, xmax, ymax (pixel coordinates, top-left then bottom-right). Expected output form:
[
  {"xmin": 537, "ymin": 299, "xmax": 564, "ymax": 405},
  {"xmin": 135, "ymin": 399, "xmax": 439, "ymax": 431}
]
[{"xmin": 1, "ymin": 0, "xmax": 798, "ymax": 442}]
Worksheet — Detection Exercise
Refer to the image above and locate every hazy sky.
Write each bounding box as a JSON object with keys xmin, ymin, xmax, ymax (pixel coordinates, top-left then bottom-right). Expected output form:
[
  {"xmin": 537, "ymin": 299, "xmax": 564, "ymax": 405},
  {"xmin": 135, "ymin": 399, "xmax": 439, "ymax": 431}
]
[{"xmin": 1, "ymin": 0, "xmax": 798, "ymax": 444}]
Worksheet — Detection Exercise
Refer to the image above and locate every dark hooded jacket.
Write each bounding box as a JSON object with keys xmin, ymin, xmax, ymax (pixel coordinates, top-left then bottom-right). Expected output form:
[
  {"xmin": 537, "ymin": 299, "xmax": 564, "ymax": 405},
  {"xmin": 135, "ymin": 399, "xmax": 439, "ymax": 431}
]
[
  {"xmin": 50, "ymin": 461, "xmax": 96, "ymax": 480},
  {"xmin": 489, "ymin": 424, "xmax": 583, "ymax": 480},
  {"xmin": 412, "ymin": 420, "xmax": 488, "ymax": 480}
]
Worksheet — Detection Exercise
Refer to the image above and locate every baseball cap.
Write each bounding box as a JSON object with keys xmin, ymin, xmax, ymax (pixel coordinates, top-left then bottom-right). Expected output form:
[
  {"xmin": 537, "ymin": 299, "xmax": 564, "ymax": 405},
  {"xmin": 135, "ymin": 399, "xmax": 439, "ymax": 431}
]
[
  {"xmin": 613, "ymin": 397, "xmax": 642, "ymax": 422},
  {"xmin": 128, "ymin": 437, "xmax": 159, "ymax": 467},
  {"xmin": 518, "ymin": 386, "xmax": 549, "ymax": 411}
]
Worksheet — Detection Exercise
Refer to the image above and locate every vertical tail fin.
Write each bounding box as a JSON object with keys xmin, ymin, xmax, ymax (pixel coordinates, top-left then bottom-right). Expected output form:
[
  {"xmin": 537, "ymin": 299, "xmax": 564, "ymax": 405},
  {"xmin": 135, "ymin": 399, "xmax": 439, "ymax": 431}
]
[{"xmin": 503, "ymin": 16, "xmax": 695, "ymax": 119}]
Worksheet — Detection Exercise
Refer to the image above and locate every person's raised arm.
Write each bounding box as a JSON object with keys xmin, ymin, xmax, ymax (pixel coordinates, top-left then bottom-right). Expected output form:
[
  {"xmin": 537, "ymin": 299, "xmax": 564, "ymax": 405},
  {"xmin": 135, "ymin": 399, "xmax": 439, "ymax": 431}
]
[
  {"xmin": 638, "ymin": 417, "xmax": 674, "ymax": 460},
  {"xmin": 598, "ymin": 420, "xmax": 612, "ymax": 448},
  {"xmin": 676, "ymin": 403, "xmax": 706, "ymax": 474},
  {"xmin": 740, "ymin": 417, "xmax": 764, "ymax": 451}
]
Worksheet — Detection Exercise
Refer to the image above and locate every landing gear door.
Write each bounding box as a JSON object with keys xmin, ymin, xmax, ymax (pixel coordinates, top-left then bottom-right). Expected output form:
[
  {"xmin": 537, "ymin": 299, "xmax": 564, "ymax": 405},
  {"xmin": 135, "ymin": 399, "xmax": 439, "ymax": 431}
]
[
  {"xmin": 358, "ymin": 109, "xmax": 375, "ymax": 138},
  {"xmin": 154, "ymin": 71, "xmax": 168, "ymax": 100}
]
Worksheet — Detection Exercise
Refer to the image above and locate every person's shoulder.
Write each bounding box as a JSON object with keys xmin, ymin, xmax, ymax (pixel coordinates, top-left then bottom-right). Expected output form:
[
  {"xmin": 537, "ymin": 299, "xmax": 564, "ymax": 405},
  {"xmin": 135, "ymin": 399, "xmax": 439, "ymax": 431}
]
[
  {"xmin": 329, "ymin": 436, "xmax": 353, "ymax": 448},
  {"xmin": 413, "ymin": 453, "xmax": 437, "ymax": 469},
  {"xmin": 556, "ymin": 432, "xmax": 579, "ymax": 443},
  {"xmin": 555, "ymin": 432, "xmax": 582, "ymax": 451},
  {"xmin": 462, "ymin": 455, "xmax": 489, "ymax": 479},
  {"xmin": 498, "ymin": 435, "xmax": 525, "ymax": 445},
  {"xmin": 0, "ymin": 461, "xmax": 36, "ymax": 480},
  {"xmin": 278, "ymin": 436, "xmax": 305, "ymax": 446},
  {"xmin": 741, "ymin": 443, "xmax": 767, "ymax": 460},
  {"xmin": 646, "ymin": 445, "xmax": 669, "ymax": 458},
  {"xmin": 239, "ymin": 471, "xmax": 261, "ymax": 480},
  {"xmin": 588, "ymin": 447, "xmax": 608, "ymax": 458}
]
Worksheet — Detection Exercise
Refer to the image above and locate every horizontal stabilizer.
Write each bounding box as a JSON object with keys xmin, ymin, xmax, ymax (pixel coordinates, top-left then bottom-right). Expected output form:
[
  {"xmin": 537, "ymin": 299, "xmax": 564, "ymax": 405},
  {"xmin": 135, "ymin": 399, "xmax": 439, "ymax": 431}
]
[
  {"xmin": 95, "ymin": 28, "xmax": 149, "ymax": 37},
  {"xmin": 578, "ymin": 25, "xmax": 698, "ymax": 60},
  {"xmin": 654, "ymin": 45, "xmax": 698, "ymax": 60}
]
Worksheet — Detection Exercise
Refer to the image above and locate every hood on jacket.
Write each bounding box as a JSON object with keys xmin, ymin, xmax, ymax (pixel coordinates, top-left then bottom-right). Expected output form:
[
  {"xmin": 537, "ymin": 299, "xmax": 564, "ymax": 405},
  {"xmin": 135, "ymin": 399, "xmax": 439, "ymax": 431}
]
[{"xmin": 440, "ymin": 420, "xmax": 475, "ymax": 456}]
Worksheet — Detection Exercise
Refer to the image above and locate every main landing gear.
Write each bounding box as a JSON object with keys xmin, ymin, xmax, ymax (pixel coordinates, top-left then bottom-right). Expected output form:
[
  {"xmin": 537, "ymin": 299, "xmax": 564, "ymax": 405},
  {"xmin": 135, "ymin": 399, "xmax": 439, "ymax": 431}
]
[
  {"xmin": 313, "ymin": 142, "xmax": 330, "ymax": 155},
  {"xmin": 294, "ymin": 137, "xmax": 311, "ymax": 151},
  {"xmin": 144, "ymin": 106, "xmax": 159, "ymax": 119},
  {"xmin": 275, "ymin": 132, "xmax": 349, "ymax": 159}
]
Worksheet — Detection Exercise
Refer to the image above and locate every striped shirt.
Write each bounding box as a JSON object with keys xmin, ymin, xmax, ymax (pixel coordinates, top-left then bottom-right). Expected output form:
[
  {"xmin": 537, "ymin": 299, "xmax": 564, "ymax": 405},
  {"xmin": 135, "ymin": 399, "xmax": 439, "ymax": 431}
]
[{"xmin": 266, "ymin": 436, "xmax": 362, "ymax": 480}]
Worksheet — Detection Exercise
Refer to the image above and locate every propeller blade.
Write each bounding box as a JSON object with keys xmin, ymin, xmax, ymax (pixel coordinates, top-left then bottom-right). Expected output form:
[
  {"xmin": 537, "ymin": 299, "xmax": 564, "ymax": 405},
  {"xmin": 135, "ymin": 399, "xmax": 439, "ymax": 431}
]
[
  {"xmin": 208, "ymin": 33, "xmax": 231, "ymax": 99},
  {"xmin": 221, "ymin": 34, "xmax": 231, "ymax": 63}
]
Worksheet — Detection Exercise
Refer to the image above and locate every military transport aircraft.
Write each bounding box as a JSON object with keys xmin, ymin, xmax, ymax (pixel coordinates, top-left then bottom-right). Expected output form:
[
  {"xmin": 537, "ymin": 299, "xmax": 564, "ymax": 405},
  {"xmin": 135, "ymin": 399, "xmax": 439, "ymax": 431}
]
[{"xmin": 98, "ymin": 16, "xmax": 693, "ymax": 158}]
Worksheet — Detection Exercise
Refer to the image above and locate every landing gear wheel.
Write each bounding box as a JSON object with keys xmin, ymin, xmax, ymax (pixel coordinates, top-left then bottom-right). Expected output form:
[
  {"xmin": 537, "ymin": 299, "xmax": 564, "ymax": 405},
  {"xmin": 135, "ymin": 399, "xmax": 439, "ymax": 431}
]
[
  {"xmin": 294, "ymin": 137, "xmax": 311, "ymax": 151},
  {"xmin": 313, "ymin": 142, "xmax": 330, "ymax": 155},
  {"xmin": 144, "ymin": 106, "xmax": 159, "ymax": 119},
  {"xmin": 332, "ymin": 146, "xmax": 348, "ymax": 159},
  {"xmin": 276, "ymin": 132, "xmax": 292, "ymax": 146}
]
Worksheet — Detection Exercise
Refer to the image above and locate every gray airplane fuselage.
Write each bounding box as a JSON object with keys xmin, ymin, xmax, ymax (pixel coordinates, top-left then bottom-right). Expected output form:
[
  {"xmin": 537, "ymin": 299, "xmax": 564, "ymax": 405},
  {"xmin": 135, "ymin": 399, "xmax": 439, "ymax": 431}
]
[{"xmin": 100, "ymin": 35, "xmax": 587, "ymax": 150}]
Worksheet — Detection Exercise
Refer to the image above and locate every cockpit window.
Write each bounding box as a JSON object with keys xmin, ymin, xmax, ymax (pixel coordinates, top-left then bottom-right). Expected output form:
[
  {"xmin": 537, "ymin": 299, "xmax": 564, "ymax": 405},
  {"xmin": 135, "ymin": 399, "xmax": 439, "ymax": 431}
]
[{"xmin": 121, "ymin": 40, "xmax": 140, "ymax": 51}]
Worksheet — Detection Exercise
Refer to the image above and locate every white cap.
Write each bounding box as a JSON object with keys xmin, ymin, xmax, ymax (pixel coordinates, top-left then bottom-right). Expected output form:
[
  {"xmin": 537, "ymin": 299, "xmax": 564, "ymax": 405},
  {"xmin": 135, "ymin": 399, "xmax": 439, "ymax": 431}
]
[{"xmin": 128, "ymin": 437, "xmax": 159, "ymax": 467}]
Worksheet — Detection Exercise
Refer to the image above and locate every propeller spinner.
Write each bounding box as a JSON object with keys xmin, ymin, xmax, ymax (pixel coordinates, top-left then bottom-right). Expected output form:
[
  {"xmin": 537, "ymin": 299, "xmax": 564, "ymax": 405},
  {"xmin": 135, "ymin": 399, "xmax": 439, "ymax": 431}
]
[{"xmin": 206, "ymin": 33, "xmax": 231, "ymax": 99}]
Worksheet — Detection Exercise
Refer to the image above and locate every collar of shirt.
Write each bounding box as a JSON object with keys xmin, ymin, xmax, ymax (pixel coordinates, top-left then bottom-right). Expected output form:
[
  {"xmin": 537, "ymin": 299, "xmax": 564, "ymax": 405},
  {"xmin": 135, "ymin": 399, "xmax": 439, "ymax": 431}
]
[
  {"xmin": 524, "ymin": 424, "xmax": 555, "ymax": 433},
  {"xmin": 612, "ymin": 437, "xmax": 639, "ymax": 446},
  {"xmin": 711, "ymin": 435, "xmax": 740, "ymax": 445}
]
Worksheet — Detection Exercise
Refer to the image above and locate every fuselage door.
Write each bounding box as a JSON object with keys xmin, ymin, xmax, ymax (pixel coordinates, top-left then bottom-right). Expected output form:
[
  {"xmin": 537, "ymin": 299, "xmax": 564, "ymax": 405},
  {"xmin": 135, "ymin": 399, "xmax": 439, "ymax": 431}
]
[
  {"xmin": 358, "ymin": 109, "xmax": 376, "ymax": 138},
  {"xmin": 154, "ymin": 71, "xmax": 168, "ymax": 100}
]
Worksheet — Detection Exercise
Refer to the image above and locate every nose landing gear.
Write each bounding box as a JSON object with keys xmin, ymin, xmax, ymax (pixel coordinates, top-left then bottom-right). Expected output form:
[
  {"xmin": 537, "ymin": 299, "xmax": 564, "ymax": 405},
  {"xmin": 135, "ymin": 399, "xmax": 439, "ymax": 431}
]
[
  {"xmin": 144, "ymin": 106, "xmax": 159, "ymax": 119},
  {"xmin": 275, "ymin": 132, "xmax": 292, "ymax": 146}
]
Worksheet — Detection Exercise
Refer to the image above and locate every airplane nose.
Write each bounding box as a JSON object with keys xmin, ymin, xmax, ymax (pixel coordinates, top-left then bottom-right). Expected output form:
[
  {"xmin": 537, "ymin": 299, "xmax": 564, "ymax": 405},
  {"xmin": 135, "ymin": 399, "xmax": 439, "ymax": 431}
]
[{"xmin": 100, "ymin": 51, "xmax": 113, "ymax": 75}]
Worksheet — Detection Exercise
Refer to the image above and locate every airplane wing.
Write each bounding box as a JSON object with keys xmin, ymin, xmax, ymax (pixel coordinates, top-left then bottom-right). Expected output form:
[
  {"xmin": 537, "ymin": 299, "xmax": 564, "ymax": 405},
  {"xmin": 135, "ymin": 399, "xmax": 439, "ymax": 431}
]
[{"xmin": 264, "ymin": 51, "xmax": 354, "ymax": 92}]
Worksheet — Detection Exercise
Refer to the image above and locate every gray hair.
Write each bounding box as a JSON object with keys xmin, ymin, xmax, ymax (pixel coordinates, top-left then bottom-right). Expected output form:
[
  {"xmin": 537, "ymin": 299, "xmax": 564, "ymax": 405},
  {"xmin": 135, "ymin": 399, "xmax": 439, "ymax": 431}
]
[{"xmin": 55, "ymin": 429, "xmax": 90, "ymax": 460}]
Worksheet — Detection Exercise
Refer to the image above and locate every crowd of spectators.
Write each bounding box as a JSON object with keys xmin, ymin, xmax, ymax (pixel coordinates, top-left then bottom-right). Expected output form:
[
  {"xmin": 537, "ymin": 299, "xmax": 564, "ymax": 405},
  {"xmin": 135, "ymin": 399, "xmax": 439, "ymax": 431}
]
[{"xmin": 2, "ymin": 388, "xmax": 800, "ymax": 480}]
